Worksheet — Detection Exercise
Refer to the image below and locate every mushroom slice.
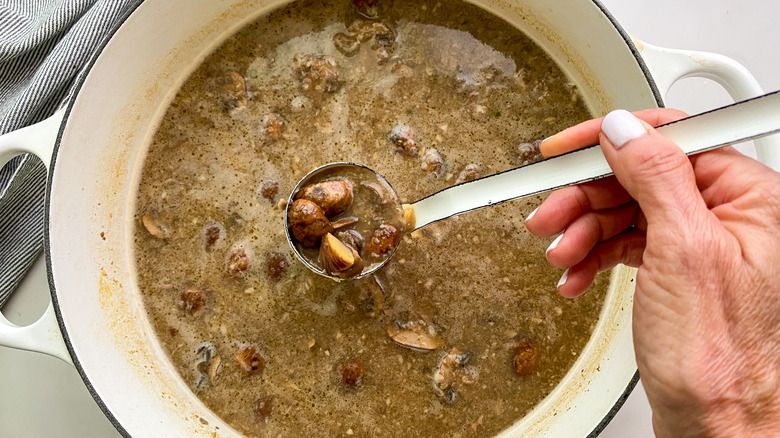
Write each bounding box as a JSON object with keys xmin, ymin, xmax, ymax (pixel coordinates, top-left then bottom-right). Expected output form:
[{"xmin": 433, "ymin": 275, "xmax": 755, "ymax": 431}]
[
  {"xmin": 337, "ymin": 230, "xmax": 363, "ymax": 253},
  {"xmin": 333, "ymin": 32, "xmax": 360, "ymax": 57},
  {"xmin": 208, "ymin": 354, "xmax": 222, "ymax": 384},
  {"xmin": 194, "ymin": 342, "xmax": 218, "ymax": 391},
  {"xmin": 142, "ymin": 209, "xmax": 171, "ymax": 239},
  {"xmin": 364, "ymin": 277, "xmax": 385, "ymax": 317},
  {"xmin": 349, "ymin": 275, "xmax": 384, "ymax": 316},
  {"xmin": 387, "ymin": 319, "xmax": 443, "ymax": 351},
  {"xmin": 319, "ymin": 233, "xmax": 357, "ymax": 274},
  {"xmin": 224, "ymin": 70, "xmax": 248, "ymax": 116},
  {"xmin": 331, "ymin": 216, "xmax": 359, "ymax": 230},
  {"xmin": 359, "ymin": 181, "xmax": 388, "ymax": 203},
  {"xmin": 432, "ymin": 348, "xmax": 474, "ymax": 404},
  {"xmin": 352, "ymin": 0, "xmax": 378, "ymax": 19}
]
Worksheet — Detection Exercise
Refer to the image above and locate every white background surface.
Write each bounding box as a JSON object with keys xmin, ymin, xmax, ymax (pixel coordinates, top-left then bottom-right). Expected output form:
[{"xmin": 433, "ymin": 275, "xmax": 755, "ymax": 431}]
[{"xmin": 1, "ymin": 1, "xmax": 779, "ymax": 436}]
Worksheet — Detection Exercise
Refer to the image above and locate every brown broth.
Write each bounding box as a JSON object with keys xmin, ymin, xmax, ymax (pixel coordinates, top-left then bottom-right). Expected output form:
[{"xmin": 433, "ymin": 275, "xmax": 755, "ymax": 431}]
[{"xmin": 134, "ymin": 0, "xmax": 607, "ymax": 436}]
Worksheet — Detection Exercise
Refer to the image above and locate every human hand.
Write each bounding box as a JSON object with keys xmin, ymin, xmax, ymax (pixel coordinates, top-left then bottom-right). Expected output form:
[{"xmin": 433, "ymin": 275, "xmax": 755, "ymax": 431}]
[{"xmin": 525, "ymin": 109, "xmax": 780, "ymax": 437}]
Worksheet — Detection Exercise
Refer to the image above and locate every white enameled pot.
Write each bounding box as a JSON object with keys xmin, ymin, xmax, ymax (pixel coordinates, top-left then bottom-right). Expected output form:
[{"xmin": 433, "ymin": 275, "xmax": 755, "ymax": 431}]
[{"xmin": 1, "ymin": 1, "xmax": 778, "ymax": 436}]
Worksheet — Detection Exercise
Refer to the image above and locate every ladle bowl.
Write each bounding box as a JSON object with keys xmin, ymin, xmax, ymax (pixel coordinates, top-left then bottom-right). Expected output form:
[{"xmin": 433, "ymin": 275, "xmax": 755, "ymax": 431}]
[{"xmin": 285, "ymin": 162, "xmax": 405, "ymax": 280}]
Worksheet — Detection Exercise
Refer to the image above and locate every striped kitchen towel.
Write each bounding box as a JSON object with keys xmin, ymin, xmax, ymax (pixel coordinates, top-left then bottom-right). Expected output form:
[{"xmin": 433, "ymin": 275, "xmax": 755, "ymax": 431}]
[{"xmin": 0, "ymin": 0, "xmax": 140, "ymax": 308}]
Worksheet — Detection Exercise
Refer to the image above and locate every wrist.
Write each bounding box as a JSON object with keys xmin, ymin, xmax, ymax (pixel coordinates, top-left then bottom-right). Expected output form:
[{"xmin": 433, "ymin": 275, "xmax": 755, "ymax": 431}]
[{"xmin": 647, "ymin": 360, "xmax": 780, "ymax": 437}]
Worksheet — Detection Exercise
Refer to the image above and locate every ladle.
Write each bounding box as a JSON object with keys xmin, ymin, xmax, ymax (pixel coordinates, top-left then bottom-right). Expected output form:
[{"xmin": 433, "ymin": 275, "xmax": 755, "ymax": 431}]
[{"xmin": 286, "ymin": 90, "xmax": 780, "ymax": 280}]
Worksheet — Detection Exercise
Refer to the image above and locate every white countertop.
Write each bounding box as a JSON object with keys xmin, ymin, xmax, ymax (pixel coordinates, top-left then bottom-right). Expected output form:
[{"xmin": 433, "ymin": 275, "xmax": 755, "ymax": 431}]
[{"xmin": 1, "ymin": 1, "xmax": 778, "ymax": 436}]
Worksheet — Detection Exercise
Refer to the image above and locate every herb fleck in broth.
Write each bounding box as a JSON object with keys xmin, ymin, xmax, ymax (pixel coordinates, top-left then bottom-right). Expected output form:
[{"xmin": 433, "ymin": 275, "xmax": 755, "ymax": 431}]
[{"xmin": 134, "ymin": 0, "xmax": 607, "ymax": 436}]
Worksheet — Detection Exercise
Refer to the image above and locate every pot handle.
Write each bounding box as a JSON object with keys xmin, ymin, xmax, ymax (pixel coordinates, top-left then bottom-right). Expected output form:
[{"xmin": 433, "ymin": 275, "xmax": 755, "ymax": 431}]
[
  {"xmin": 0, "ymin": 109, "xmax": 73, "ymax": 365},
  {"xmin": 0, "ymin": 109, "xmax": 63, "ymax": 170},
  {"xmin": 635, "ymin": 39, "xmax": 780, "ymax": 171}
]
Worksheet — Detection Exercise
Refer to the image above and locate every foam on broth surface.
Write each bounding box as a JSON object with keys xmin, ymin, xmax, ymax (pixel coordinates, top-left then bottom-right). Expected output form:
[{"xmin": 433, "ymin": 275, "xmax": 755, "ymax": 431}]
[{"xmin": 135, "ymin": 0, "xmax": 607, "ymax": 436}]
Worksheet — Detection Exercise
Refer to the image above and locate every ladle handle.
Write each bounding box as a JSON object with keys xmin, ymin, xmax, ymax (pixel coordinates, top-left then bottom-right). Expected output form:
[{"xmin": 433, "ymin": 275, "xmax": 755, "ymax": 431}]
[{"xmin": 410, "ymin": 90, "xmax": 780, "ymax": 229}]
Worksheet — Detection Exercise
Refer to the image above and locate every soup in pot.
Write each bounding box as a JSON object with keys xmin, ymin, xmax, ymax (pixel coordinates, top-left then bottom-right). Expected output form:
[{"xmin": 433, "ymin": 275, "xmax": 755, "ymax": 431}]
[{"xmin": 134, "ymin": 0, "xmax": 608, "ymax": 436}]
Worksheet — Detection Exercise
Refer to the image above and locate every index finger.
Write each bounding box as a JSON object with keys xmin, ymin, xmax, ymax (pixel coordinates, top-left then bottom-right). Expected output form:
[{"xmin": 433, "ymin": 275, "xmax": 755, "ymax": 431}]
[
  {"xmin": 540, "ymin": 108, "xmax": 689, "ymax": 158},
  {"xmin": 525, "ymin": 175, "xmax": 633, "ymax": 237}
]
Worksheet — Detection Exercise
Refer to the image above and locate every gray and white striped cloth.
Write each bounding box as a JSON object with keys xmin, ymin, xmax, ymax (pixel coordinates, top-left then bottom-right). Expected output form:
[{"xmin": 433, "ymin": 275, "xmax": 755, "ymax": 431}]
[{"xmin": 0, "ymin": 0, "xmax": 140, "ymax": 308}]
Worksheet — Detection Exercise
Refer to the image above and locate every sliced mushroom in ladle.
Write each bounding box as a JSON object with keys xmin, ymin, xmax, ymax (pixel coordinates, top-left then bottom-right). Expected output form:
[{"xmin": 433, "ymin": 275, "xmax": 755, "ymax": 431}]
[{"xmin": 284, "ymin": 162, "xmax": 405, "ymax": 280}]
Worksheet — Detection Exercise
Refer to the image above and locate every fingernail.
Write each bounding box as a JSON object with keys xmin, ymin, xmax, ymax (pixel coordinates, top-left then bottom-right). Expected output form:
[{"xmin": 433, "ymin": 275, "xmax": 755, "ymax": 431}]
[
  {"xmin": 539, "ymin": 131, "xmax": 562, "ymax": 158},
  {"xmin": 546, "ymin": 233, "xmax": 564, "ymax": 255},
  {"xmin": 602, "ymin": 109, "xmax": 647, "ymax": 148},
  {"xmin": 526, "ymin": 207, "xmax": 539, "ymax": 222},
  {"xmin": 557, "ymin": 269, "xmax": 569, "ymax": 290}
]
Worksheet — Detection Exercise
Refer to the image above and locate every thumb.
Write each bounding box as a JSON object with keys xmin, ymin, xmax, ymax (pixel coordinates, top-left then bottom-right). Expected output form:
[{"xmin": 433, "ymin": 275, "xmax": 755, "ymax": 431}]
[{"xmin": 599, "ymin": 110, "xmax": 706, "ymax": 226}]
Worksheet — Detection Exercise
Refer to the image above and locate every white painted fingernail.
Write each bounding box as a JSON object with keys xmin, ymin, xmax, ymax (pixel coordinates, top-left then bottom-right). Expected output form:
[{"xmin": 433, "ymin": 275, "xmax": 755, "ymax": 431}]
[
  {"xmin": 602, "ymin": 109, "xmax": 647, "ymax": 148},
  {"xmin": 546, "ymin": 233, "xmax": 564, "ymax": 255},
  {"xmin": 557, "ymin": 269, "xmax": 569, "ymax": 290},
  {"xmin": 526, "ymin": 207, "xmax": 539, "ymax": 222}
]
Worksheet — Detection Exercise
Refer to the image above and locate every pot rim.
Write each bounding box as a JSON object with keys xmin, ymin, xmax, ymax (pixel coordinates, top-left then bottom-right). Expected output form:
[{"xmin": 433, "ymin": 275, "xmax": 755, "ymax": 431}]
[{"xmin": 43, "ymin": 1, "xmax": 662, "ymax": 437}]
